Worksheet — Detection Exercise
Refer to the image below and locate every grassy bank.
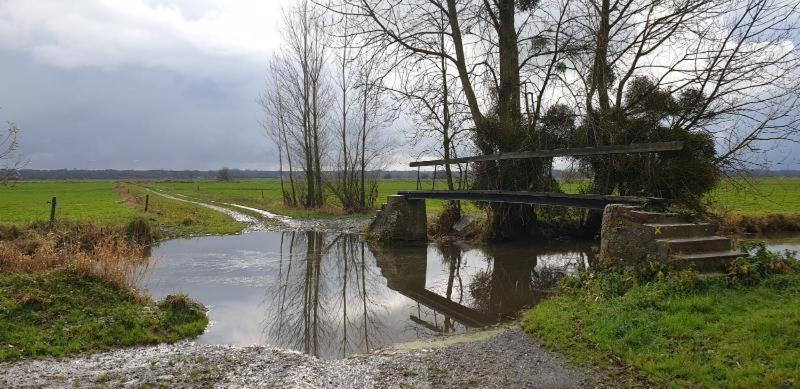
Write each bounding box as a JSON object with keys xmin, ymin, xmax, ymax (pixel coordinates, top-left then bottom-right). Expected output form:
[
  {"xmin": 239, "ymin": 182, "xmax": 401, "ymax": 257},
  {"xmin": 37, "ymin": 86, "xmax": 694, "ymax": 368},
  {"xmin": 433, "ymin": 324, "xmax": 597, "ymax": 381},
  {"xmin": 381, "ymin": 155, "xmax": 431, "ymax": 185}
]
[
  {"xmin": 0, "ymin": 223, "xmax": 208, "ymax": 362},
  {"xmin": 120, "ymin": 183, "xmax": 243, "ymax": 237},
  {"xmin": 522, "ymin": 245, "xmax": 800, "ymax": 387},
  {"xmin": 0, "ymin": 273, "xmax": 207, "ymax": 361},
  {"xmin": 0, "ymin": 181, "xmax": 244, "ymax": 238}
]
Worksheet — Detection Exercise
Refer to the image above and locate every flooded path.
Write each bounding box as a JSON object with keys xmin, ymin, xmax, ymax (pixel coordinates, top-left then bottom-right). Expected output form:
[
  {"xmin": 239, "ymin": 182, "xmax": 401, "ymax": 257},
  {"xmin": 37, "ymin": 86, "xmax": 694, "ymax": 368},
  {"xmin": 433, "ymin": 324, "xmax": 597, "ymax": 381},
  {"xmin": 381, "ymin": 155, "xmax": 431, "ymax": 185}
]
[
  {"xmin": 144, "ymin": 230, "xmax": 592, "ymax": 359},
  {"xmin": 144, "ymin": 188, "xmax": 270, "ymax": 231}
]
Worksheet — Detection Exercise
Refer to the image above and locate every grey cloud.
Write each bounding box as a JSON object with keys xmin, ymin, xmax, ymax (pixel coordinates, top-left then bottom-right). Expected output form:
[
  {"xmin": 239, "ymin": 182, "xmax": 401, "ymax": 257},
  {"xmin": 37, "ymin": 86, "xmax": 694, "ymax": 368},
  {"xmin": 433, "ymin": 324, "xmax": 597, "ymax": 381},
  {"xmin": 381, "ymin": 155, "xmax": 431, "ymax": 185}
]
[{"xmin": 0, "ymin": 49, "xmax": 274, "ymax": 170}]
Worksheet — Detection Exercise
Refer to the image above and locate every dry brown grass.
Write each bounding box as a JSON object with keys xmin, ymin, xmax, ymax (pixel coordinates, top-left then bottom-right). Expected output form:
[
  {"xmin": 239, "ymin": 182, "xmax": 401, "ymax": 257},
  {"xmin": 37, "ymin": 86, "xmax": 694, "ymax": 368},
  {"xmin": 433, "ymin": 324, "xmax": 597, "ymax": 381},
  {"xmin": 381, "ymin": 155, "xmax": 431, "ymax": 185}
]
[{"xmin": 0, "ymin": 222, "xmax": 151, "ymax": 294}]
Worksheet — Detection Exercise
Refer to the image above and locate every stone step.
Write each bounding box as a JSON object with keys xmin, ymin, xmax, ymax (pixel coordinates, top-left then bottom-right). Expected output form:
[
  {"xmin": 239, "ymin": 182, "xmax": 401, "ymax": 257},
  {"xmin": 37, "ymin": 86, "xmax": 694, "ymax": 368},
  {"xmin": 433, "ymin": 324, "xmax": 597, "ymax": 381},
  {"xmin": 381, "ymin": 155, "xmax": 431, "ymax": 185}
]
[
  {"xmin": 644, "ymin": 223, "xmax": 715, "ymax": 238},
  {"xmin": 658, "ymin": 236, "xmax": 732, "ymax": 254},
  {"xmin": 628, "ymin": 210, "xmax": 685, "ymax": 224},
  {"xmin": 668, "ymin": 250, "xmax": 745, "ymax": 272}
]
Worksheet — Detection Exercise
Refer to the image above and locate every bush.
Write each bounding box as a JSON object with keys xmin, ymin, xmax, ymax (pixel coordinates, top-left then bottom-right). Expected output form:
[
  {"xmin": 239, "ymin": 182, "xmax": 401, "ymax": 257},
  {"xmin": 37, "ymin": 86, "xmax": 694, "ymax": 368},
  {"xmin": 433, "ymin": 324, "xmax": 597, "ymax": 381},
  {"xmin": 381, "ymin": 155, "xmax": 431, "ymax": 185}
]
[
  {"xmin": 125, "ymin": 217, "xmax": 155, "ymax": 245},
  {"xmin": 728, "ymin": 241, "xmax": 799, "ymax": 284}
]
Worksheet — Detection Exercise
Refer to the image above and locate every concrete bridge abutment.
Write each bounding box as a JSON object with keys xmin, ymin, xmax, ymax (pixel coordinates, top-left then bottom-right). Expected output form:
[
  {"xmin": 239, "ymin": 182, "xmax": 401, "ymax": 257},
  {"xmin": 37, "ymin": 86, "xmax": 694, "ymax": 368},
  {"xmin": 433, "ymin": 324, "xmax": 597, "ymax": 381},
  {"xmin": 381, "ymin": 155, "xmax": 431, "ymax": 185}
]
[{"xmin": 368, "ymin": 195, "xmax": 427, "ymax": 243}]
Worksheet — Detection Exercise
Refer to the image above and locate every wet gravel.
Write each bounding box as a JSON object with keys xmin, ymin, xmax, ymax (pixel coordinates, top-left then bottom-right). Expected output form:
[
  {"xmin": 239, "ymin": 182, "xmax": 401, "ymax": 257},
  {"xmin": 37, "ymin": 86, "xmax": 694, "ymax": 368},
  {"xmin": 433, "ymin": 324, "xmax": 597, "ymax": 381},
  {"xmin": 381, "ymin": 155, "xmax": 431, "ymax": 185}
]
[
  {"xmin": 0, "ymin": 328, "xmax": 606, "ymax": 388},
  {"xmin": 146, "ymin": 188, "xmax": 371, "ymax": 235}
]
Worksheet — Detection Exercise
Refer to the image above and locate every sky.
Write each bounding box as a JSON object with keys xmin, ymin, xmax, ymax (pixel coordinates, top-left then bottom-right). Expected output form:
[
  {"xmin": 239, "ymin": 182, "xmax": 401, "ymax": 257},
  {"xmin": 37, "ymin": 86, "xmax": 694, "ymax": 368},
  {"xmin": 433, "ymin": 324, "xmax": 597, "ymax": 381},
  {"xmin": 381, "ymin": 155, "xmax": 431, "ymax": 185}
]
[
  {"xmin": 0, "ymin": 0, "xmax": 295, "ymax": 170},
  {"xmin": 0, "ymin": 0, "xmax": 797, "ymax": 171}
]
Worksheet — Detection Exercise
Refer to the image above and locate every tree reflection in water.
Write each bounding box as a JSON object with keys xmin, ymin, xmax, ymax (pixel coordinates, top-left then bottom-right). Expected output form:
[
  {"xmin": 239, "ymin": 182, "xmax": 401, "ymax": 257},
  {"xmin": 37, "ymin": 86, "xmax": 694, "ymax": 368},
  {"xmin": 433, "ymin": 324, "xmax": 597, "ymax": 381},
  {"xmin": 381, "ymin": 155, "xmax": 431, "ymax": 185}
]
[
  {"xmin": 263, "ymin": 231, "xmax": 591, "ymax": 359},
  {"xmin": 265, "ymin": 231, "xmax": 390, "ymax": 358}
]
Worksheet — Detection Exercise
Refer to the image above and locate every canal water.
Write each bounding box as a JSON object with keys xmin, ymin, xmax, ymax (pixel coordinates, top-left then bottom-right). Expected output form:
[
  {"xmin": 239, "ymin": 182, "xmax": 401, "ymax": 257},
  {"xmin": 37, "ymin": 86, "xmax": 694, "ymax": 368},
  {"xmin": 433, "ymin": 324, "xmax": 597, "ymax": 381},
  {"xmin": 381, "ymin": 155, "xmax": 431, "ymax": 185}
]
[
  {"xmin": 143, "ymin": 230, "xmax": 592, "ymax": 359},
  {"xmin": 748, "ymin": 233, "xmax": 800, "ymax": 253}
]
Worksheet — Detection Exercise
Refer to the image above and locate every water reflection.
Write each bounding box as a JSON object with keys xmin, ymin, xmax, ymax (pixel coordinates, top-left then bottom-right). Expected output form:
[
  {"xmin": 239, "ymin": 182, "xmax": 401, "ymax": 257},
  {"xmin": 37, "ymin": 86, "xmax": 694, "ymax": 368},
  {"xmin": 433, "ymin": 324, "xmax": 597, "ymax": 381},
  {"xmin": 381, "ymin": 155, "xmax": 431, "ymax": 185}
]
[{"xmin": 144, "ymin": 230, "xmax": 592, "ymax": 359}]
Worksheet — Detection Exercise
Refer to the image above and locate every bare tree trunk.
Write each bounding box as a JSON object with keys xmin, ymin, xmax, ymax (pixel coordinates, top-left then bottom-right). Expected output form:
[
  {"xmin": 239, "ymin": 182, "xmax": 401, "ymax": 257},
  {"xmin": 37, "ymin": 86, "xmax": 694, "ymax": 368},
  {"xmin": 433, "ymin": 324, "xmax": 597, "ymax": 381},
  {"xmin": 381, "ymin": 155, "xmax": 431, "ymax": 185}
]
[
  {"xmin": 312, "ymin": 81, "xmax": 324, "ymax": 207},
  {"xmin": 359, "ymin": 81, "xmax": 367, "ymax": 208}
]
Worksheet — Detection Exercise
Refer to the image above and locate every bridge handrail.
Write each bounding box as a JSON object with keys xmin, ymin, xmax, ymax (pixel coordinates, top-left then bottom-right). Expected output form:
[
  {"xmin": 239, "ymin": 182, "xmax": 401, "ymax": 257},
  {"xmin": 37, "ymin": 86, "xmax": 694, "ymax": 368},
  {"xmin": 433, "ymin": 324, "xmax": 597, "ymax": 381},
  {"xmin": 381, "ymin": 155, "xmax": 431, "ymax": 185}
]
[{"xmin": 409, "ymin": 141, "xmax": 684, "ymax": 167}]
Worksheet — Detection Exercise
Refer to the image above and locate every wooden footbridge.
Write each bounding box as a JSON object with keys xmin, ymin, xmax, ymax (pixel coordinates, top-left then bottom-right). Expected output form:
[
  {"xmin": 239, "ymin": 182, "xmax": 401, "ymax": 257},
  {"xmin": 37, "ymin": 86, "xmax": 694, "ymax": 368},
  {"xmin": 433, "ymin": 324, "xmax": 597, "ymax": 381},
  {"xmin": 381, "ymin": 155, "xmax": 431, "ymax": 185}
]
[
  {"xmin": 369, "ymin": 141, "xmax": 685, "ymax": 242},
  {"xmin": 402, "ymin": 141, "xmax": 683, "ymax": 209}
]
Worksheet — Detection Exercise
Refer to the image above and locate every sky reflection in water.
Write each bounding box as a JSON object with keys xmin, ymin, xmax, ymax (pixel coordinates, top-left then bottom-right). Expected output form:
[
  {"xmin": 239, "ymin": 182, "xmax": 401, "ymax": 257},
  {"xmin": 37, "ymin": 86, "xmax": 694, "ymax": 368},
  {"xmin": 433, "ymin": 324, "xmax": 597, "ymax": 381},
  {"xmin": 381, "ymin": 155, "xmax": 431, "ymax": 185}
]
[{"xmin": 143, "ymin": 230, "xmax": 592, "ymax": 359}]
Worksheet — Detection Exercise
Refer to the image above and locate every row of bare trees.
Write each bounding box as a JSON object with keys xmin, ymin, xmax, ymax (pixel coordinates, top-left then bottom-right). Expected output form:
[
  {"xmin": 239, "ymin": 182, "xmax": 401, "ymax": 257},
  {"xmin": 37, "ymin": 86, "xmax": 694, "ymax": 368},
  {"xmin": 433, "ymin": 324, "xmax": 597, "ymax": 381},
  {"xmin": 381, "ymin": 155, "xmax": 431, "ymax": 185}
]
[
  {"xmin": 313, "ymin": 0, "xmax": 800, "ymax": 238},
  {"xmin": 261, "ymin": 0, "xmax": 396, "ymax": 212}
]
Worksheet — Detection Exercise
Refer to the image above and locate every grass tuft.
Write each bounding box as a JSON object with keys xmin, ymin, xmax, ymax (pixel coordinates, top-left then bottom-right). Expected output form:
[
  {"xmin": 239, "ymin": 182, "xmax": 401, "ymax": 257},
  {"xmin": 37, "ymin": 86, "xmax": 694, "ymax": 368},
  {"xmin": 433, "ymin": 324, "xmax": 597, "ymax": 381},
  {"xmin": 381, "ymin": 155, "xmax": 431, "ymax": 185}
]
[{"xmin": 0, "ymin": 272, "xmax": 208, "ymax": 361}]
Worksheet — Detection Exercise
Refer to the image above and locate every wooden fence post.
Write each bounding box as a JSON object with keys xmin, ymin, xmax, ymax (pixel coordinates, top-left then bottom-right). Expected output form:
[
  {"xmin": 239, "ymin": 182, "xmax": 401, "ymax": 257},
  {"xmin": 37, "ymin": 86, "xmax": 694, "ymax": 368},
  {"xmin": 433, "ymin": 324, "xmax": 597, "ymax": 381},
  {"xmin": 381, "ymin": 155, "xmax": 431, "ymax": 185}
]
[
  {"xmin": 49, "ymin": 197, "xmax": 57, "ymax": 224},
  {"xmin": 144, "ymin": 194, "xmax": 149, "ymax": 212}
]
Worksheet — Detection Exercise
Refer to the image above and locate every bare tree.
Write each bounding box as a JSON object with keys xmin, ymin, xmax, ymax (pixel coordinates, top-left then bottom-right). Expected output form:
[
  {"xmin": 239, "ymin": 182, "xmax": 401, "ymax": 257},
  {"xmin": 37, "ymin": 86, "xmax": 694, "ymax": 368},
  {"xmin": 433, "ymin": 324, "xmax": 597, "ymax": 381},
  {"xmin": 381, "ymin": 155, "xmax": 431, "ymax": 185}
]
[
  {"xmin": 266, "ymin": 0, "xmax": 331, "ymax": 208},
  {"xmin": 217, "ymin": 167, "xmax": 232, "ymax": 182},
  {"xmin": 321, "ymin": 0, "xmax": 578, "ymax": 239},
  {"xmin": 322, "ymin": 8, "xmax": 398, "ymax": 211},
  {"xmin": 0, "ymin": 121, "xmax": 23, "ymax": 184},
  {"xmin": 261, "ymin": 55, "xmax": 300, "ymax": 206},
  {"xmin": 553, "ymin": 0, "xmax": 800, "ymax": 202}
]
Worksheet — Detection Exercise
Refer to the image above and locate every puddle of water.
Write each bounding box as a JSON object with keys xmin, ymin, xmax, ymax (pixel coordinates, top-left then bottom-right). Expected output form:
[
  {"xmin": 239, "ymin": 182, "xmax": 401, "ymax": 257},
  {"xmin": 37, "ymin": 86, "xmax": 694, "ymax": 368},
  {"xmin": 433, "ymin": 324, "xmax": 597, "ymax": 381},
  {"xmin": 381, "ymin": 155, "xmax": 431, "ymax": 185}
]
[{"xmin": 143, "ymin": 231, "xmax": 592, "ymax": 359}]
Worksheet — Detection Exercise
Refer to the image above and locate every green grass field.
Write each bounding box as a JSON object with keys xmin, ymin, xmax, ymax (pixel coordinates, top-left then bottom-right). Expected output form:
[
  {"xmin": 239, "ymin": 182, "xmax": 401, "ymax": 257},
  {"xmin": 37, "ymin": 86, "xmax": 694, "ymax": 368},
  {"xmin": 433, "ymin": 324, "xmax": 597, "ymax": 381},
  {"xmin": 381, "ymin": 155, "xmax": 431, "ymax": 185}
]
[
  {"xmin": 0, "ymin": 181, "xmax": 243, "ymax": 237},
  {"xmin": 708, "ymin": 178, "xmax": 800, "ymax": 215},
  {"xmin": 0, "ymin": 181, "xmax": 141, "ymax": 225},
  {"xmin": 1, "ymin": 178, "xmax": 798, "ymax": 231}
]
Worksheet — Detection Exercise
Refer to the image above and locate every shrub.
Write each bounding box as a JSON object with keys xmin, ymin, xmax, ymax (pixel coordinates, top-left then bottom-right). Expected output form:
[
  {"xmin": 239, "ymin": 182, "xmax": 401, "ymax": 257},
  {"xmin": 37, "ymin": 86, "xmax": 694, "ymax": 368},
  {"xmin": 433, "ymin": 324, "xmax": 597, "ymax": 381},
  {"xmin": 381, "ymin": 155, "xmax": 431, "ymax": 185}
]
[
  {"xmin": 728, "ymin": 241, "xmax": 799, "ymax": 284},
  {"xmin": 125, "ymin": 217, "xmax": 155, "ymax": 245}
]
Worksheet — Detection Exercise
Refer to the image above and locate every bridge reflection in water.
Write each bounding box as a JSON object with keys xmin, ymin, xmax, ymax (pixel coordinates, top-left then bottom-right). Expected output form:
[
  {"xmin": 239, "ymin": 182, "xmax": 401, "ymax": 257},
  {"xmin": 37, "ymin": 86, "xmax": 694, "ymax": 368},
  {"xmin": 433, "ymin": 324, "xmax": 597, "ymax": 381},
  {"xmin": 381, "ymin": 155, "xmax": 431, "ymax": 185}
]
[{"xmin": 263, "ymin": 231, "xmax": 591, "ymax": 359}]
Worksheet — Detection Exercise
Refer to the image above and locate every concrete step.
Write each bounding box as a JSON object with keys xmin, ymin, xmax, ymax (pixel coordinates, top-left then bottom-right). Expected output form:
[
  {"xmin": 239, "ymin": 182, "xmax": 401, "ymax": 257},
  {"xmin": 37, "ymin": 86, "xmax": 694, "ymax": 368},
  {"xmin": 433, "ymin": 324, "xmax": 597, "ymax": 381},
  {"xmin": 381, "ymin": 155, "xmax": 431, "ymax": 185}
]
[
  {"xmin": 629, "ymin": 210, "xmax": 685, "ymax": 224},
  {"xmin": 668, "ymin": 250, "xmax": 745, "ymax": 272},
  {"xmin": 658, "ymin": 236, "xmax": 732, "ymax": 254},
  {"xmin": 644, "ymin": 223, "xmax": 715, "ymax": 238}
]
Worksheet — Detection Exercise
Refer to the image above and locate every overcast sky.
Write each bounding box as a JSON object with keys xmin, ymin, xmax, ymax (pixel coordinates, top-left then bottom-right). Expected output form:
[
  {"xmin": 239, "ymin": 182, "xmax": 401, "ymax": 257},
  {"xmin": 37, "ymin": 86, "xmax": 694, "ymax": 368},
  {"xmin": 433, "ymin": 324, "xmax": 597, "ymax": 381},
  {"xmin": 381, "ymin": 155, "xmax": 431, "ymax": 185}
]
[
  {"xmin": 0, "ymin": 0, "xmax": 797, "ymax": 170},
  {"xmin": 0, "ymin": 0, "xmax": 301, "ymax": 170}
]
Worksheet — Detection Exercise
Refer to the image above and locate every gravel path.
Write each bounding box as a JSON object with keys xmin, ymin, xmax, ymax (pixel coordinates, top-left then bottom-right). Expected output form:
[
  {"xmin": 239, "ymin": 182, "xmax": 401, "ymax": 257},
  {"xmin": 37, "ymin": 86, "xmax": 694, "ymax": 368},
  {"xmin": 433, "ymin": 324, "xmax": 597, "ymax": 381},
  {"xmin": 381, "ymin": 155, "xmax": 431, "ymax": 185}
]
[
  {"xmin": 0, "ymin": 328, "xmax": 605, "ymax": 388},
  {"xmin": 145, "ymin": 188, "xmax": 371, "ymax": 234}
]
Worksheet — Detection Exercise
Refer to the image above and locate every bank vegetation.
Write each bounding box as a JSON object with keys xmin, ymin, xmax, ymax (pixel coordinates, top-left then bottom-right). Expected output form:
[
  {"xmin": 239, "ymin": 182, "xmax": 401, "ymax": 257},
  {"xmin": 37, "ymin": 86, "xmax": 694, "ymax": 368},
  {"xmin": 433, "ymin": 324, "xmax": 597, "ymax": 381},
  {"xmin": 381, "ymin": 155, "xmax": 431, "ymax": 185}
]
[{"xmin": 0, "ymin": 221, "xmax": 208, "ymax": 361}]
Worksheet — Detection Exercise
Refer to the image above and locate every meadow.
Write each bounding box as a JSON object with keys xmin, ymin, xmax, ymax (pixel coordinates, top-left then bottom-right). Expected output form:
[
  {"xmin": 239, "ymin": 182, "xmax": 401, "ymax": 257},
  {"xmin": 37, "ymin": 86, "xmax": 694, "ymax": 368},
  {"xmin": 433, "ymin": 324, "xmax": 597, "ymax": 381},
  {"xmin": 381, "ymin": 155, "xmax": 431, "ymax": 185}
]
[
  {"xmin": 707, "ymin": 178, "xmax": 800, "ymax": 215},
  {"xmin": 0, "ymin": 181, "xmax": 243, "ymax": 237},
  {"xmin": 0, "ymin": 181, "xmax": 141, "ymax": 225},
  {"xmin": 1, "ymin": 178, "xmax": 799, "ymax": 231}
]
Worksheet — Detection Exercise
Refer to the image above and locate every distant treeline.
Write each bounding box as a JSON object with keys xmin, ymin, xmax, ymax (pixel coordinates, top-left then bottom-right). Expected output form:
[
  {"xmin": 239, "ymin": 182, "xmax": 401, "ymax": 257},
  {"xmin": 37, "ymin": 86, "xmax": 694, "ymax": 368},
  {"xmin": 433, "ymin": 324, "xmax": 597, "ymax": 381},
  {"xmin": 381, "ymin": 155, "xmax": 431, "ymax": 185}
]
[
  {"xmin": 15, "ymin": 169, "xmax": 421, "ymax": 180},
  {"xmin": 10, "ymin": 168, "xmax": 800, "ymax": 181},
  {"xmin": 735, "ymin": 170, "xmax": 800, "ymax": 178}
]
